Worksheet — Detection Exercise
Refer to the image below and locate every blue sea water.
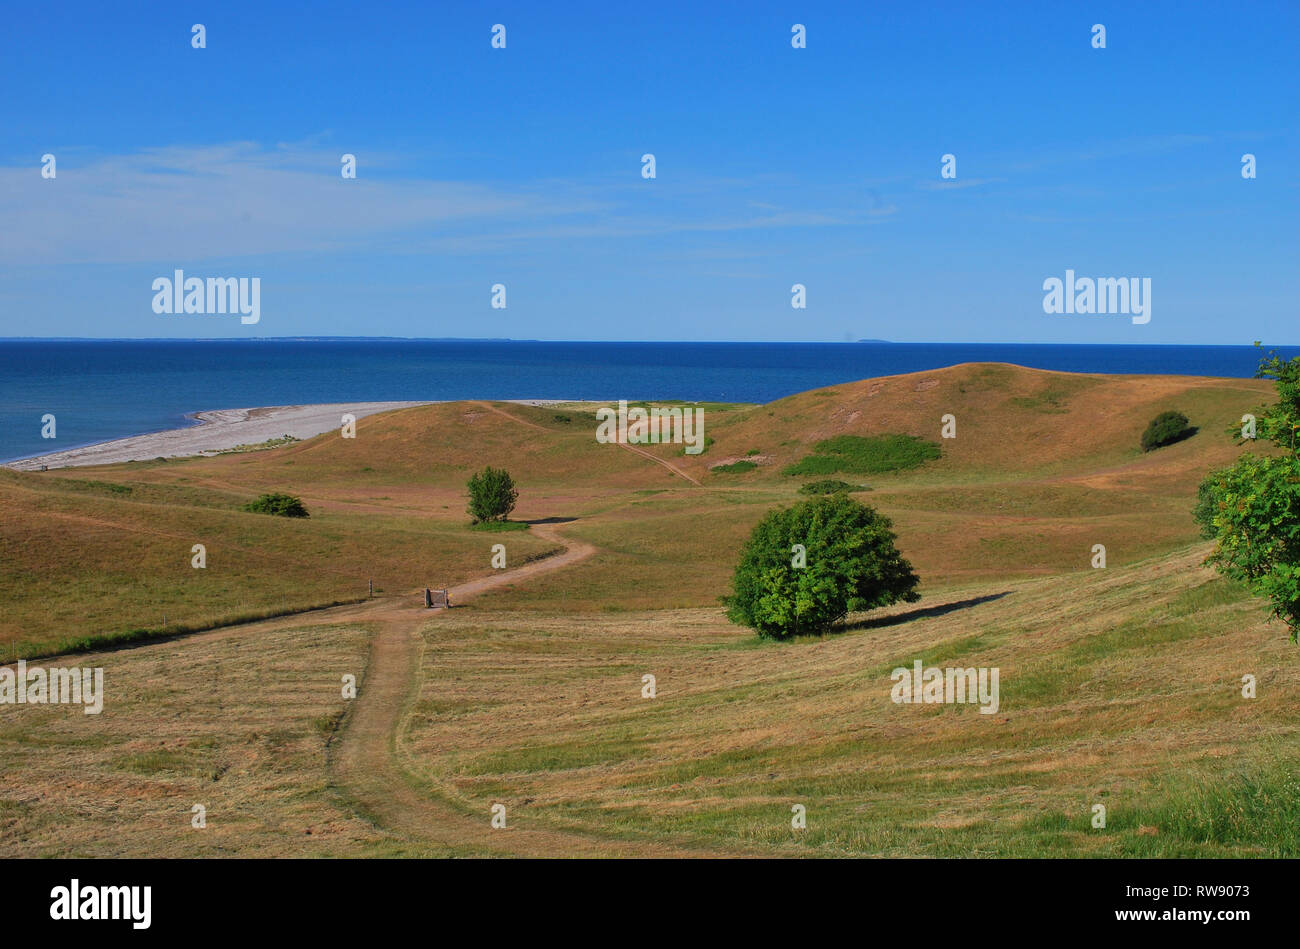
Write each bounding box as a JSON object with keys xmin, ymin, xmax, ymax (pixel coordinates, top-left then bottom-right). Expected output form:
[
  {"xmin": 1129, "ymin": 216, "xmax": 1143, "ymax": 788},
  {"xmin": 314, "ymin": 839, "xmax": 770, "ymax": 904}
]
[{"xmin": 1, "ymin": 339, "xmax": 1296, "ymax": 463}]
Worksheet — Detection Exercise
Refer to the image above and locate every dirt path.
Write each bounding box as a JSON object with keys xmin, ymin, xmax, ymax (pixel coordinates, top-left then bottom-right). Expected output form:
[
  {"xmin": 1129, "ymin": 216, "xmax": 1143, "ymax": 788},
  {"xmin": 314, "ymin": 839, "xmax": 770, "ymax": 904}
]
[
  {"xmin": 30, "ymin": 401, "xmax": 706, "ymax": 854},
  {"xmin": 329, "ymin": 525, "xmax": 704, "ymax": 856},
  {"xmin": 74, "ymin": 520, "xmax": 697, "ymax": 855},
  {"xmin": 616, "ymin": 440, "xmax": 702, "ymax": 485}
]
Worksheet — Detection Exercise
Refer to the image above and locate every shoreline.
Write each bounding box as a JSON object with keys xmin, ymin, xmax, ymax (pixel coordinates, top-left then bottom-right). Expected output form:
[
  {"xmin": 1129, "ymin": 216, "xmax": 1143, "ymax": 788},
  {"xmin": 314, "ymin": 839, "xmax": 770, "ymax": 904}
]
[{"xmin": 3, "ymin": 400, "xmax": 571, "ymax": 471}]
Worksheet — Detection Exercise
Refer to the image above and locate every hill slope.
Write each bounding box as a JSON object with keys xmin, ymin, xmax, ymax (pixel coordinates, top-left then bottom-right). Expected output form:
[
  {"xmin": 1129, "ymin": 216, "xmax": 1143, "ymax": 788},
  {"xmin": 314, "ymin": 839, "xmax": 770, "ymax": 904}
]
[{"xmin": 0, "ymin": 363, "xmax": 1274, "ymax": 655}]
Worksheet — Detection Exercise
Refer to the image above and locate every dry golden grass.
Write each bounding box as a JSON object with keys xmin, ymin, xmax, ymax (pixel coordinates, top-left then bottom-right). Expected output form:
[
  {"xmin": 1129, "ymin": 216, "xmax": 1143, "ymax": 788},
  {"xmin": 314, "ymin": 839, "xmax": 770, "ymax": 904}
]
[
  {"xmin": 3, "ymin": 365, "xmax": 1271, "ymax": 651},
  {"xmin": 0, "ymin": 615, "xmax": 438, "ymax": 857},
  {"xmin": 1, "ymin": 363, "xmax": 1294, "ymax": 857},
  {"xmin": 399, "ymin": 547, "xmax": 1300, "ymax": 856}
]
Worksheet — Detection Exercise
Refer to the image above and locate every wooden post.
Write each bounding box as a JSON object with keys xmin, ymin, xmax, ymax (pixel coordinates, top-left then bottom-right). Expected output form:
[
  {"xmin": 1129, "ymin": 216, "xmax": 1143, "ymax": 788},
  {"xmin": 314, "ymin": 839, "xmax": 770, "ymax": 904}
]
[
  {"xmin": 368, "ymin": 578, "xmax": 373, "ymax": 598},
  {"xmin": 424, "ymin": 588, "xmax": 432, "ymax": 608}
]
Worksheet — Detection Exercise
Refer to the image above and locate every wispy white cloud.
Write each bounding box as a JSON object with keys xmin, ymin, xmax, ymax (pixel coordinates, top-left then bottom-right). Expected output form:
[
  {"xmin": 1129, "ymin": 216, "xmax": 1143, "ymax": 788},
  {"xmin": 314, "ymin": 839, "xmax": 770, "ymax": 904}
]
[
  {"xmin": 0, "ymin": 142, "xmax": 868, "ymax": 266},
  {"xmin": 0, "ymin": 142, "xmax": 594, "ymax": 265}
]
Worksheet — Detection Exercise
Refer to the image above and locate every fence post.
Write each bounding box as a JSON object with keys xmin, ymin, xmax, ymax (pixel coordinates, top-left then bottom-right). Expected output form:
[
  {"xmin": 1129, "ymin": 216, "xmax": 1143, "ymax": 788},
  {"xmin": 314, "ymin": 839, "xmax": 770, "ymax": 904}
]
[
  {"xmin": 424, "ymin": 588, "xmax": 432, "ymax": 608},
  {"xmin": 368, "ymin": 578, "xmax": 373, "ymax": 598}
]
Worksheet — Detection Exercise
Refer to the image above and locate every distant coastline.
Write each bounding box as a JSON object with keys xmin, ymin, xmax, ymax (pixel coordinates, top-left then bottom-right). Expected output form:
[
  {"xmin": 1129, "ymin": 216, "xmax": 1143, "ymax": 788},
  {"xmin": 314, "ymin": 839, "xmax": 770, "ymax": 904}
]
[
  {"xmin": 4, "ymin": 337, "xmax": 1300, "ymax": 346},
  {"xmin": 4, "ymin": 340, "xmax": 1297, "ymax": 465},
  {"xmin": 4, "ymin": 399, "xmax": 575, "ymax": 470}
]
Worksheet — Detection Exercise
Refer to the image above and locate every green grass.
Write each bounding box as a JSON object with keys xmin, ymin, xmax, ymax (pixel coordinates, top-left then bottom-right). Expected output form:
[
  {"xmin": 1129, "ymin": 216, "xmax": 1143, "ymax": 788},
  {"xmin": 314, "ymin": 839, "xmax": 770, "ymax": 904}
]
[
  {"xmin": 45, "ymin": 478, "xmax": 134, "ymax": 497},
  {"xmin": 784, "ymin": 434, "xmax": 941, "ymax": 476},
  {"xmin": 468, "ymin": 521, "xmax": 531, "ymax": 532},
  {"xmin": 711, "ymin": 460, "xmax": 757, "ymax": 473},
  {"xmin": 1020, "ymin": 760, "xmax": 1300, "ymax": 857}
]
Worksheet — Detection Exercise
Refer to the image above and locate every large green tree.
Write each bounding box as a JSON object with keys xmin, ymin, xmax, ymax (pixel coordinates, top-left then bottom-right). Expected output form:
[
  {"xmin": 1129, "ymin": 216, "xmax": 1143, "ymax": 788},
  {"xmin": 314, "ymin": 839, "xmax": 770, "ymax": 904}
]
[
  {"xmin": 1198, "ymin": 346, "xmax": 1300, "ymax": 640},
  {"xmin": 725, "ymin": 494, "xmax": 920, "ymax": 639}
]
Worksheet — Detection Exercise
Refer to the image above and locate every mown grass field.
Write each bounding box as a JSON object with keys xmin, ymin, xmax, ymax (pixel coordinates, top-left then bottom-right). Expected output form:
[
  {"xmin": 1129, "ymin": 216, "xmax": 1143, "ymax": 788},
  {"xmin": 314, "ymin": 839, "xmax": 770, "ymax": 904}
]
[
  {"xmin": 1, "ymin": 363, "xmax": 1295, "ymax": 856},
  {"xmin": 0, "ymin": 615, "xmax": 433, "ymax": 857},
  {"xmin": 404, "ymin": 549, "xmax": 1299, "ymax": 856}
]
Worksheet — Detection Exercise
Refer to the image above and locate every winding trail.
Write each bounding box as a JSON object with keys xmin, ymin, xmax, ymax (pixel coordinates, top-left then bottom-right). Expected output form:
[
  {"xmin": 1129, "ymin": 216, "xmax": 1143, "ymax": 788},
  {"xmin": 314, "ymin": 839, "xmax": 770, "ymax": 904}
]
[
  {"xmin": 329, "ymin": 524, "xmax": 703, "ymax": 856},
  {"xmin": 320, "ymin": 405, "xmax": 709, "ymax": 854},
  {"xmin": 33, "ymin": 400, "xmax": 710, "ymax": 855}
]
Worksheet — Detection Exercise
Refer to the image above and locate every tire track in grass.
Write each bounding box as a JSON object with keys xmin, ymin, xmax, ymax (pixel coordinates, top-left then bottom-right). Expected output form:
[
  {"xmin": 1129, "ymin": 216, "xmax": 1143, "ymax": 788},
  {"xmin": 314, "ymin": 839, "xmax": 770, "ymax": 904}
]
[{"xmin": 473, "ymin": 400, "xmax": 702, "ymax": 486}]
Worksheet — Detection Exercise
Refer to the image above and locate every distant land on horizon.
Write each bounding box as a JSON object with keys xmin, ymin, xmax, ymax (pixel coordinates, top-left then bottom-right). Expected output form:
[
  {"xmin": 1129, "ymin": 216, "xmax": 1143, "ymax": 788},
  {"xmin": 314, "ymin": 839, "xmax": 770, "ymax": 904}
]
[
  {"xmin": 4, "ymin": 338, "xmax": 1299, "ymax": 464},
  {"xmin": 4, "ymin": 337, "xmax": 1299, "ymax": 347}
]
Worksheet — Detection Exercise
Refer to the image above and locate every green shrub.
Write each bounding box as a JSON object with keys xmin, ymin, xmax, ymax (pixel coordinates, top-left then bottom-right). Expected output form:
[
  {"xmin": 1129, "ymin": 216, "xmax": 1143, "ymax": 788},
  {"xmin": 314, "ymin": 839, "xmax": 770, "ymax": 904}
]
[
  {"xmin": 1198, "ymin": 347, "xmax": 1300, "ymax": 640},
  {"xmin": 1192, "ymin": 472, "xmax": 1226, "ymax": 539},
  {"xmin": 783, "ymin": 434, "xmax": 940, "ymax": 476},
  {"xmin": 467, "ymin": 466, "xmax": 518, "ymax": 523},
  {"xmin": 712, "ymin": 461, "xmax": 757, "ymax": 473},
  {"xmin": 243, "ymin": 493, "xmax": 309, "ymax": 518},
  {"xmin": 724, "ymin": 494, "xmax": 920, "ymax": 639},
  {"xmin": 798, "ymin": 479, "xmax": 869, "ymax": 495},
  {"xmin": 1141, "ymin": 410, "xmax": 1195, "ymax": 451}
]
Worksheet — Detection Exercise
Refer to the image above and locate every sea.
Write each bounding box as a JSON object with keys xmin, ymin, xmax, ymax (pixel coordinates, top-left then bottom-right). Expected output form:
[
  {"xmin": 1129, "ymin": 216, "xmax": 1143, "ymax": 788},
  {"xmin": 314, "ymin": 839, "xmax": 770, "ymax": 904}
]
[{"xmin": 1, "ymin": 339, "xmax": 1295, "ymax": 464}]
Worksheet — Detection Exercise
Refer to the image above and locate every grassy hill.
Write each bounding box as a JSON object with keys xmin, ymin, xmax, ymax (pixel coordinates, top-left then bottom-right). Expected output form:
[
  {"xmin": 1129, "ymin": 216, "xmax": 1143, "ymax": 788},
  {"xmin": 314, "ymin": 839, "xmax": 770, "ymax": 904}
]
[
  {"xmin": 404, "ymin": 547, "xmax": 1298, "ymax": 857},
  {"xmin": 0, "ymin": 362, "xmax": 1295, "ymax": 857},
  {"xmin": 0, "ymin": 364, "xmax": 1273, "ymax": 657}
]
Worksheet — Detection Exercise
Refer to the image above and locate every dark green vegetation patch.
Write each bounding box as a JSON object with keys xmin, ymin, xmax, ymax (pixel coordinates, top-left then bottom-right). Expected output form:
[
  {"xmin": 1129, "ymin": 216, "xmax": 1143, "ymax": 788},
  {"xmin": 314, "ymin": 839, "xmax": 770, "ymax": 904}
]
[
  {"xmin": 798, "ymin": 479, "xmax": 869, "ymax": 495},
  {"xmin": 783, "ymin": 434, "xmax": 941, "ymax": 476},
  {"xmin": 243, "ymin": 492, "xmax": 310, "ymax": 518}
]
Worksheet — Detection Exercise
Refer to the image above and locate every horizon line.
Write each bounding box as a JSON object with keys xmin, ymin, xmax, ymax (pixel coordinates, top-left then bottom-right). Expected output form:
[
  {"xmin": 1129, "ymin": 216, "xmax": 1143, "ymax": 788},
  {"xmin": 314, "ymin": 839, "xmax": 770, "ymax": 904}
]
[{"xmin": 1, "ymin": 338, "xmax": 1297, "ymax": 348}]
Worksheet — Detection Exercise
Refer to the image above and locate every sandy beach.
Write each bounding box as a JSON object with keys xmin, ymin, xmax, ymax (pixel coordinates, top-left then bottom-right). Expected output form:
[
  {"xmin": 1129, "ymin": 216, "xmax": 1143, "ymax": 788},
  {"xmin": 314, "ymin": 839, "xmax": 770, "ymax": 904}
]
[{"xmin": 4, "ymin": 400, "xmax": 568, "ymax": 471}]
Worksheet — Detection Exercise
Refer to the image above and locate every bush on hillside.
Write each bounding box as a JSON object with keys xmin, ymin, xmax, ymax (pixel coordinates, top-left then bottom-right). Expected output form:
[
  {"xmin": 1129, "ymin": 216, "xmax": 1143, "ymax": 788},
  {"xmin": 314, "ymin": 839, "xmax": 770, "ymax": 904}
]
[
  {"xmin": 724, "ymin": 494, "xmax": 920, "ymax": 639},
  {"xmin": 1141, "ymin": 411, "xmax": 1195, "ymax": 451},
  {"xmin": 244, "ymin": 493, "xmax": 309, "ymax": 518},
  {"xmin": 467, "ymin": 466, "xmax": 518, "ymax": 523}
]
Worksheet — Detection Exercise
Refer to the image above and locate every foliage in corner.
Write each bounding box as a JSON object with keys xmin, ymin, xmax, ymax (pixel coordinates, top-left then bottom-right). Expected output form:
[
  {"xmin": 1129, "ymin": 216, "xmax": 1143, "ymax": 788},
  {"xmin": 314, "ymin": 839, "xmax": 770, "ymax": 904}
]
[{"xmin": 1197, "ymin": 345, "xmax": 1300, "ymax": 640}]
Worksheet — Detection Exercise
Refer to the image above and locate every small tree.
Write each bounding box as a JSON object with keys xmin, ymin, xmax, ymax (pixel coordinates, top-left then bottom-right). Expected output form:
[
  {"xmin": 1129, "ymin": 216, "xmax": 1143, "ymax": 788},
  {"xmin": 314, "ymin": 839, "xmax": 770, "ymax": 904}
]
[
  {"xmin": 467, "ymin": 466, "xmax": 518, "ymax": 523},
  {"xmin": 1197, "ymin": 346, "xmax": 1300, "ymax": 641},
  {"xmin": 725, "ymin": 494, "xmax": 920, "ymax": 639},
  {"xmin": 1141, "ymin": 410, "xmax": 1194, "ymax": 451}
]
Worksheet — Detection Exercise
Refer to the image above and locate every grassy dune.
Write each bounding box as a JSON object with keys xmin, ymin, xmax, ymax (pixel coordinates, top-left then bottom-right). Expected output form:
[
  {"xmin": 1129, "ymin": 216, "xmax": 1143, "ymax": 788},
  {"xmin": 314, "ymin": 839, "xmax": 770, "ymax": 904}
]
[
  {"xmin": 5, "ymin": 364, "xmax": 1267, "ymax": 650},
  {"xmin": 1, "ymin": 362, "xmax": 1294, "ymax": 857}
]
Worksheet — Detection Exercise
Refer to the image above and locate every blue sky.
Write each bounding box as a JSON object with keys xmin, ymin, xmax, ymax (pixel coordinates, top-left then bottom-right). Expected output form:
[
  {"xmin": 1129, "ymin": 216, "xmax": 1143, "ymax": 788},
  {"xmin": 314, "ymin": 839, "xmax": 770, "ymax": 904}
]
[{"xmin": 1, "ymin": 0, "xmax": 1296, "ymax": 343}]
